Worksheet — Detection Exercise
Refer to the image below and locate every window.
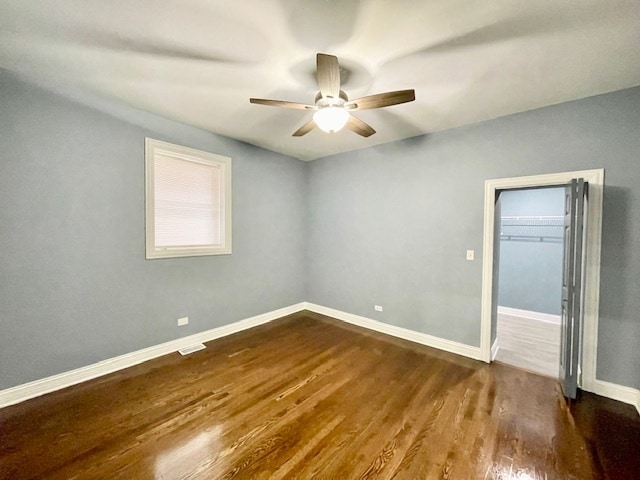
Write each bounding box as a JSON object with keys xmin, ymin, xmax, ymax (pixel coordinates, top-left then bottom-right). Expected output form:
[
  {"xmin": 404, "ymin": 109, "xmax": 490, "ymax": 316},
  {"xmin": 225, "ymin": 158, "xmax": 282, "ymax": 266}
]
[{"xmin": 145, "ymin": 138, "xmax": 231, "ymax": 259}]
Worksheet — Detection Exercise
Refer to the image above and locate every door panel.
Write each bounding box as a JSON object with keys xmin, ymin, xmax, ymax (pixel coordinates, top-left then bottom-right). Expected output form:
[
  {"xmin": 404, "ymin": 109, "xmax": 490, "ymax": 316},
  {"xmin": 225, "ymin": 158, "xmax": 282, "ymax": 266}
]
[{"xmin": 560, "ymin": 178, "xmax": 585, "ymax": 399}]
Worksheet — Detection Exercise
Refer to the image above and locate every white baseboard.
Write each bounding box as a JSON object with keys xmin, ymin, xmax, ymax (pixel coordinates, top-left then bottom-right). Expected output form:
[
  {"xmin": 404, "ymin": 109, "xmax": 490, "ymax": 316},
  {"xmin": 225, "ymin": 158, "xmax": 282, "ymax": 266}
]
[
  {"xmin": 0, "ymin": 302, "xmax": 307, "ymax": 409},
  {"xmin": 586, "ymin": 379, "xmax": 640, "ymax": 416},
  {"xmin": 3, "ymin": 301, "xmax": 638, "ymax": 417},
  {"xmin": 304, "ymin": 302, "xmax": 482, "ymax": 361},
  {"xmin": 491, "ymin": 338, "xmax": 499, "ymax": 361},
  {"xmin": 306, "ymin": 303, "xmax": 640, "ymax": 416},
  {"xmin": 497, "ymin": 306, "xmax": 561, "ymax": 325}
]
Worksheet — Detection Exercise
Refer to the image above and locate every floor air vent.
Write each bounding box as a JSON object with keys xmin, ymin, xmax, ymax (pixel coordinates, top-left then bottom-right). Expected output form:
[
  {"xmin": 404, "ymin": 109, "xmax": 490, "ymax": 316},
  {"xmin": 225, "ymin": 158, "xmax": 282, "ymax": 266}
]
[{"xmin": 178, "ymin": 343, "xmax": 206, "ymax": 356}]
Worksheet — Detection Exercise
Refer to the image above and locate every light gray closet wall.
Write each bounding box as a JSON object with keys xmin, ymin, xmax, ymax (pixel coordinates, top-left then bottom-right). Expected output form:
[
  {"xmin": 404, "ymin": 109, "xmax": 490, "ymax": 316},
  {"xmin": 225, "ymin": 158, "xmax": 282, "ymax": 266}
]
[{"xmin": 497, "ymin": 188, "xmax": 565, "ymax": 315}]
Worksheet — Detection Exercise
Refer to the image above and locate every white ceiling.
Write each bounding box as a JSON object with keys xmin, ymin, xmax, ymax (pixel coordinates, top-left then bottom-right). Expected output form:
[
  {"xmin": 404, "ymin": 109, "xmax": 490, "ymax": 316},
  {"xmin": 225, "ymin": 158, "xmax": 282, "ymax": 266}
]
[{"xmin": 1, "ymin": 0, "xmax": 639, "ymax": 161}]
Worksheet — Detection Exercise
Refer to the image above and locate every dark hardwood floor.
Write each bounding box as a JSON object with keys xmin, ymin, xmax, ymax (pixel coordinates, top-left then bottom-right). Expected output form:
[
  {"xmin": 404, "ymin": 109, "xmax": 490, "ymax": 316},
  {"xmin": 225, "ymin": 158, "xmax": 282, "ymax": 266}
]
[{"xmin": 1, "ymin": 311, "xmax": 638, "ymax": 479}]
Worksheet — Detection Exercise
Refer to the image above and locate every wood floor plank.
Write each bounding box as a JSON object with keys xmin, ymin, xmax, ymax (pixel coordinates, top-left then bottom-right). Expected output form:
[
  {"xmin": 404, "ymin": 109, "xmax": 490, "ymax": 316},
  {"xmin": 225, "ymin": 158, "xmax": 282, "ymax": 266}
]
[{"xmin": 1, "ymin": 310, "xmax": 639, "ymax": 479}]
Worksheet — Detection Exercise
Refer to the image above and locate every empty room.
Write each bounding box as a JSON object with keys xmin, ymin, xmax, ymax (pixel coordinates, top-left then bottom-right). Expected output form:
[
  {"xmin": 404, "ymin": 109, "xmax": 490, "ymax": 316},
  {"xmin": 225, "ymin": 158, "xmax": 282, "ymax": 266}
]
[{"xmin": 1, "ymin": 1, "xmax": 640, "ymax": 479}]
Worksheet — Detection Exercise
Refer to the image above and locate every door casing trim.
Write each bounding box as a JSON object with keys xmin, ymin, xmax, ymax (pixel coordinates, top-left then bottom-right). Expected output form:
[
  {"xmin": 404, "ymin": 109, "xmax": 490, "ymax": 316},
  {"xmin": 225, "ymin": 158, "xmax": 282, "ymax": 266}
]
[{"xmin": 480, "ymin": 168, "xmax": 604, "ymax": 393}]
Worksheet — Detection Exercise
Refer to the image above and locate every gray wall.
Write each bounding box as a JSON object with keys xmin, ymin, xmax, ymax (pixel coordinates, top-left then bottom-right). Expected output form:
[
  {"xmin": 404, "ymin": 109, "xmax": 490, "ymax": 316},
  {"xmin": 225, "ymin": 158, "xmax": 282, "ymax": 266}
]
[
  {"xmin": 0, "ymin": 69, "xmax": 307, "ymax": 390},
  {"xmin": 2, "ymin": 67, "xmax": 640, "ymax": 394},
  {"xmin": 307, "ymin": 86, "xmax": 640, "ymax": 391},
  {"xmin": 497, "ymin": 188, "xmax": 565, "ymax": 315}
]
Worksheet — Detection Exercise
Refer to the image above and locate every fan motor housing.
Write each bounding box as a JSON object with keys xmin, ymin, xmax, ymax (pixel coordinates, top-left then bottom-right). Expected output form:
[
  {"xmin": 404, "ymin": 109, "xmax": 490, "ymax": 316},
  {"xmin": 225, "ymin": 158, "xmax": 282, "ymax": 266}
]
[{"xmin": 315, "ymin": 90, "xmax": 349, "ymax": 108}]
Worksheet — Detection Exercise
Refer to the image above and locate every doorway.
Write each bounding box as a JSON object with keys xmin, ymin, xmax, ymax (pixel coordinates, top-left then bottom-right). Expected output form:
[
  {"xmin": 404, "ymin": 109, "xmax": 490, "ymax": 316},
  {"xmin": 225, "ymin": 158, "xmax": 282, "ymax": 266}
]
[
  {"xmin": 493, "ymin": 186, "xmax": 565, "ymax": 377},
  {"xmin": 480, "ymin": 169, "xmax": 604, "ymax": 395}
]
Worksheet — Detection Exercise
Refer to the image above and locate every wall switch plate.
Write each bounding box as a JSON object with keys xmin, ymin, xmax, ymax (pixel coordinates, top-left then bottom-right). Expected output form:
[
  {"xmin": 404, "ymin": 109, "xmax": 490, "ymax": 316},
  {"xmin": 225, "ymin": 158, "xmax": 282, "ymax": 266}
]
[
  {"xmin": 466, "ymin": 250, "xmax": 475, "ymax": 261},
  {"xmin": 177, "ymin": 316, "xmax": 189, "ymax": 326},
  {"xmin": 374, "ymin": 305, "xmax": 383, "ymax": 312}
]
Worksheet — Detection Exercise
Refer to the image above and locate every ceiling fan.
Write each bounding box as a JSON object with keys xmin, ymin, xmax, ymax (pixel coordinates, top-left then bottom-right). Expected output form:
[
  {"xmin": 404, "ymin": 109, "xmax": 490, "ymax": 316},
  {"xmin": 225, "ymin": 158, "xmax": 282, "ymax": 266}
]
[{"xmin": 250, "ymin": 53, "xmax": 415, "ymax": 137}]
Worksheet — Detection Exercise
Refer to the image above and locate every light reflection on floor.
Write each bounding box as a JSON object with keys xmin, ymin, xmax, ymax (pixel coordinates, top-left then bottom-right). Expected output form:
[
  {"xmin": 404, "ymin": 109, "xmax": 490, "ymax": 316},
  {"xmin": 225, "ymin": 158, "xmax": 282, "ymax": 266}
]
[
  {"xmin": 154, "ymin": 426, "xmax": 222, "ymax": 479},
  {"xmin": 483, "ymin": 457, "xmax": 548, "ymax": 480}
]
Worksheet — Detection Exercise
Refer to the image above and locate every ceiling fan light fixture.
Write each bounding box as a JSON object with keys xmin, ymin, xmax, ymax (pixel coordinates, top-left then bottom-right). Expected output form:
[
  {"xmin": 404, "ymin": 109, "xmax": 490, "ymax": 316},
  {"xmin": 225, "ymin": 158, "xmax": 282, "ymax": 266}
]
[
  {"xmin": 313, "ymin": 106, "xmax": 349, "ymax": 133},
  {"xmin": 249, "ymin": 53, "xmax": 414, "ymax": 137}
]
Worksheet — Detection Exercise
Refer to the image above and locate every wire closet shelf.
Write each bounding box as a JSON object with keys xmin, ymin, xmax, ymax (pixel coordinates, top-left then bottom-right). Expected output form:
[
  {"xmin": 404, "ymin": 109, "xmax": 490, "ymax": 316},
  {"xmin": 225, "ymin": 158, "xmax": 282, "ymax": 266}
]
[{"xmin": 500, "ymin": 216, "xmax": 564, "ymax": 243}]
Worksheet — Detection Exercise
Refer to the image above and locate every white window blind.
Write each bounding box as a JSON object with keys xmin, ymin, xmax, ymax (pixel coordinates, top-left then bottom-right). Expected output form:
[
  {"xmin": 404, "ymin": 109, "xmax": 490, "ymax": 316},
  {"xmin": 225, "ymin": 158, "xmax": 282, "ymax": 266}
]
[
  {"xmin": 154, "ymin": 154, "xmax": 223, "ymax": 247},
  {"xmin": 145, "ymin": 138, "xmax": 231, "ymax": 259}
]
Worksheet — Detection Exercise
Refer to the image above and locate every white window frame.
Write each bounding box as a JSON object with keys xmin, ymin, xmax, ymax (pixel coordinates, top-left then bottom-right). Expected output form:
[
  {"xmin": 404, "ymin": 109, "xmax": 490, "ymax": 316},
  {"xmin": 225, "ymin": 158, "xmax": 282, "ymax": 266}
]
[{"xmin": 145, "ymin": 138, "xmax": 231, "ymax": 259}]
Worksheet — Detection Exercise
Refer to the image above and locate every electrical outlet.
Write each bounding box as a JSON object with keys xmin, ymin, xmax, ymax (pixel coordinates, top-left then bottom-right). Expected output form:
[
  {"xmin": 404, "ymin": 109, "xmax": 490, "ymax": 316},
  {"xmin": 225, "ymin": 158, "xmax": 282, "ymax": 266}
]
[
  {"xmin": 177, "ymin": 316, "xmax": 189, "ymax": 326},
  {"xmin": 466, "ymin": 250, "xmax": 475, "ymax": 261},
  {"xmin": 374, "ymin": 305, "xmax": 383, "ymax": 312}
]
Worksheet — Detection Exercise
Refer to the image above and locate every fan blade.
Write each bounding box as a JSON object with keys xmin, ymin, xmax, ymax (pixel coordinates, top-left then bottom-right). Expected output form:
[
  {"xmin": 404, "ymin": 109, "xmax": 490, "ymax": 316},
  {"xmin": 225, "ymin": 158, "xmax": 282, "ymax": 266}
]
[
  {"xmin": 250, "ymin": 98, "xmax": 316, "ymax": 110},
  {"xmin": 316, "ymin": 53, "xmax": 341, "ymax": 99},
  {"xmin": 292, "ymin": 119, "xmax": 316, "ymax": 137},
  {"xmin": 345, "ymin": 89, "xmax": 415, "ymax": 110},
  {"xmin": 346, "ymin": 115, "xmax": 376, "ymax": 137}
]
